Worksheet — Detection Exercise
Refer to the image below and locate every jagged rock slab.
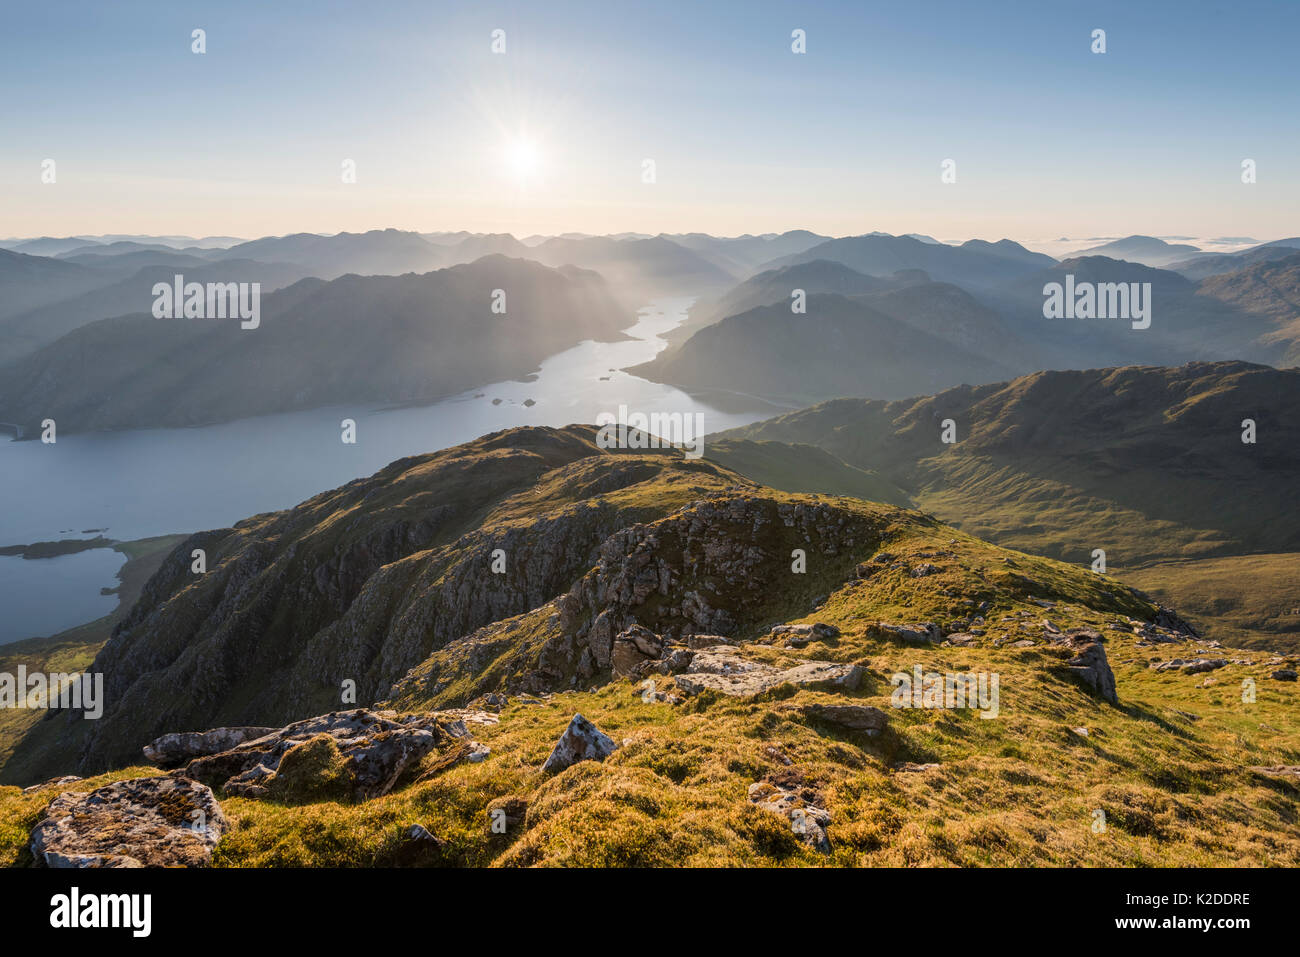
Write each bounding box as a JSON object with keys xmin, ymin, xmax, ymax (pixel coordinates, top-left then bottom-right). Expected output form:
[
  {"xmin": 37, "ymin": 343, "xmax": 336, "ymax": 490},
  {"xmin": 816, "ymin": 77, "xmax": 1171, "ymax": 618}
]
[
  {"xmin": 385, "ymin": 823, "xmax": 449, "ymax": 866},
  {"xmin": 435, "ymin": 709, "xmax": 500, "ymax": 728},
  {"xmin": 676, "ymin": 650, "xmax": 863, "ymax": 697},
  {"xmin": 143, "ymin": 726, "xmax": 280, "ymax": 768},
  {"xmin": 1252, "ymin": 765, "xmax": 1300, "ymax": 777},
  {"xmin": 466, "ymin": 692, "xmax": 510, "ymax": 712},
  {"xmin": 541, "ymin": 713, "xmax": 618, "ymax": 774},
  {"xmin": 30, "ymin": 777, "xmax": 226, "ymax": 868},
  {"xmin": 612, "ymin": 624, "xmax": 666, "ymax": 677}
]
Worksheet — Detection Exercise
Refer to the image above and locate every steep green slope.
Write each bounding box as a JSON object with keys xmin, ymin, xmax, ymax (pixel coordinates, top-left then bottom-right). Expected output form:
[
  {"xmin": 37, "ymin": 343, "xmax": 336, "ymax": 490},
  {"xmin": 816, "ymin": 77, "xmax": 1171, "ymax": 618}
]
[
  {"xmin": 1196, "ymin": 252, "xmax": 1300, "ymax": 365},
  {"xmin": 0, "ymin": 535, "xmax": 182, "ymax": 772},
  {"xmin": 4, "ymin": 428, "xmax": 751, "ymax": 780}
]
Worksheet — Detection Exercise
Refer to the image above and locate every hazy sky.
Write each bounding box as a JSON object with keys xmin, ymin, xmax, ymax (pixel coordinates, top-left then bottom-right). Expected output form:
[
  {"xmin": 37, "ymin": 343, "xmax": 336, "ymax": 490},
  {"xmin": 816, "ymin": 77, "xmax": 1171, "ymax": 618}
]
[{"xmin": 2, "ymin": 0, "xmax": 1297, "ymax": 243}]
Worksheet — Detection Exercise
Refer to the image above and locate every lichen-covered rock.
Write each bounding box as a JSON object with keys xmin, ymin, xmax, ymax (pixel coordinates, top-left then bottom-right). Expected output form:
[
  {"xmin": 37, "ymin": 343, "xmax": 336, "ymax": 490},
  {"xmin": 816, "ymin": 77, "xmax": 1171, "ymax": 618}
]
[
  {"xmin": 541, "ymin": 713, "xmax": 618, "ymax": 774},
  {"xmin": 747, "ymin": 780, "xmax": 831, "ymax": 853},
  {"xmin": 675, "ymin": 651, "xmax": 863, "ymax": 697},
  {"xmin": 22, "ymin": 775, "xmax": 82, "ymax": 794},
  {"xmin": 30, "ymin": 776, "xmax": 226, "ymax": 868}
]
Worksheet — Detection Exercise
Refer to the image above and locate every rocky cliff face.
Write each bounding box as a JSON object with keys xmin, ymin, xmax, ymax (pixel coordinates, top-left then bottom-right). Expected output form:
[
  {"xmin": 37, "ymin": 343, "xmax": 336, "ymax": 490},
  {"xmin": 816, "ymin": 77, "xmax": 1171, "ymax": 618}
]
[{"xmin": 542, "ymin": 496, "xmax": 886, "ymax": 683}]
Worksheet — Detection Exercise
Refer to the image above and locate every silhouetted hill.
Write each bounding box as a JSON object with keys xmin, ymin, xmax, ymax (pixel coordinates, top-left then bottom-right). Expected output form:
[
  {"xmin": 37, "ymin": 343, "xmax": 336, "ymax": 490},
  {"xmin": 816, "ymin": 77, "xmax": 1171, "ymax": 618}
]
[
  {"xmin": 0, "ymin": 259, "xmax": 311, "ymax": 365},
  {"xmin": 0, "ymin": 249, "xmax": 118, "ymax": 323},
  {"xmin": 1066, "ymin": 235, "xmax": 1201, "ymax": 267},
  {"xmin": 0, "ymin": 256, "xmax": 630, "ymax": 432},
  {"xmin": 629, "ymin": 292, "xmax": 1016, "ymax": 406}
]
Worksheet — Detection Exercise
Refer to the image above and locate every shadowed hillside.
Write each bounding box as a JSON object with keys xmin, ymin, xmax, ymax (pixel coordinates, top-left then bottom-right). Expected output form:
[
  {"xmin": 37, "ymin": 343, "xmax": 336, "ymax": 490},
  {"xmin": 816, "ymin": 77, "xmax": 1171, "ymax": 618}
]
[{"xmin": 718, "ymin": 362, "xmax": 1300, "ymax": 575}]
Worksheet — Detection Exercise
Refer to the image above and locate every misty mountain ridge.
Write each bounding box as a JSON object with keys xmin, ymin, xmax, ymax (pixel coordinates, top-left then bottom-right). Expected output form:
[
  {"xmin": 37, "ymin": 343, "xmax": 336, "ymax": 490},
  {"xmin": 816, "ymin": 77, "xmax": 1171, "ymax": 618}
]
[
  {"xmin": 0, "ymin": 255, "xmax": 629, "ymax": 433},
  {"xmin": 761, "ymin": 233, "xmax": 1058, "ymax": 290}
]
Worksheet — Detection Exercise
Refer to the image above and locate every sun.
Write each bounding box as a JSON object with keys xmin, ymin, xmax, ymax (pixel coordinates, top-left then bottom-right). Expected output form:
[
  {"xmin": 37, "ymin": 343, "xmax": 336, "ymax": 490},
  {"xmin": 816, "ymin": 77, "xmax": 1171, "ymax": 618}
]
[{"xmin": 502, "ymin": 136, "xmax": 543, "ymax": 184}]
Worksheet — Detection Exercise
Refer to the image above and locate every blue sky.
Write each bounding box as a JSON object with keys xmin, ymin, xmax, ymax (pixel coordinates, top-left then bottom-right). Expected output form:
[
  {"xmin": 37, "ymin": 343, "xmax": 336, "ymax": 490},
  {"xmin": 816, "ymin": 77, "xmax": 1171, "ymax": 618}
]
[{"xmin": 2, "ymin": 0, "xmax": 1297, "ymax": 242}]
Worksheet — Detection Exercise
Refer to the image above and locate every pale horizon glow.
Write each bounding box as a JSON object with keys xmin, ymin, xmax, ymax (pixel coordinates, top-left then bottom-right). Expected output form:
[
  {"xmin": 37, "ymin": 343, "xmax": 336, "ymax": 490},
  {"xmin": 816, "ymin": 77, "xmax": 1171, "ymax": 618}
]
[{"xmin": 2, "ymin": 0, "xmax": 1297, "ymax": 244}]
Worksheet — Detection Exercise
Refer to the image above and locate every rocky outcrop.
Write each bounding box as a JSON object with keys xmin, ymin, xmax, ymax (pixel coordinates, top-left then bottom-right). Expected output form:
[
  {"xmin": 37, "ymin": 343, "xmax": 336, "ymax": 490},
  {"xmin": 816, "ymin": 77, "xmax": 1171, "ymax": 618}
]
[
  {"xmin": 18, "ymin": 430, "xmax": 748, "ymax": 779},
  {"xmin": 611, "ymin": 624, "xmax": 666, "ymax": 677},
  {"xmin": 541, "ymin": 714, "xmax": 618, "ymax": 774},
  {"xmin": 1153, "ymin": 605, "xmax": 1200, "ymax": 639},
  {"xmin": 22, "ymin": 775, "xmax": 82, "ymax": 794},
  {"xmin": 30, "ymin": 776, "xmax": 226, "ymax": 868},
  {"xmin": 1057, "ymin": 630, "xmax": 1118, "ymax": 704},
  {"xmin": 543, "ymin": 496, "xmax": 883, "ymax": 684},
  {"xmin": 176, "ymin": 709, "xmax": 459, "ymax": 801}
]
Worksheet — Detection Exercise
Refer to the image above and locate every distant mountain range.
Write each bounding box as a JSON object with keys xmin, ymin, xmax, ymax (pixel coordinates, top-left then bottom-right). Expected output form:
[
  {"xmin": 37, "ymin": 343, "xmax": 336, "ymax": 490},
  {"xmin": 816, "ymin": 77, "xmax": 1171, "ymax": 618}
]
[
  {"xmin": 633, "ymin": 259, "xmax": 1027, "ymax": 404},
  {"xmin": 760, "ymin": 234, "xmax": 1057, "ymax": 290},
  {"xmin": 0, "ymin": 249, "xmax": 122, "ymax": 322},
  {"xmin": 634, "ymin": 245, "xmax": 1300, "ymax": 409},
  {"xmin": 1167, "ymin": 239, "xmax": 1300, "ymax": 279},
  {"xmin": 662, "ymin": 230, "xmax": 830, "ymax": 275},
  {"xmin": 0, "ymin": 259, "xmax": 311, "ymax": 365},
  {"xmin": 6, "ymin": 227, "xmax": 1297, "ymax": 434}
]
